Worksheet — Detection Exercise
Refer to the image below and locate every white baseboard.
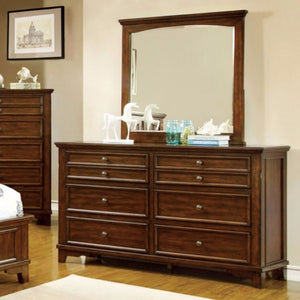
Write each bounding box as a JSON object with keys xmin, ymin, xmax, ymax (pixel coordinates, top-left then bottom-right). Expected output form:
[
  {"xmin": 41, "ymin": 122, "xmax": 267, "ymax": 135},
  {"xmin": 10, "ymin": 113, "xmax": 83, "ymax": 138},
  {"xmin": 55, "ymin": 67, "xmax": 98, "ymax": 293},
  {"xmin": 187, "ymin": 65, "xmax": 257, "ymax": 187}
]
[
  {"xmin": 287, "ymin": 265, "xmax": 300, "ymax": 282},
  {"xmin": 51, "ymin": 200, "xmax": 58, "ymax": 212}
]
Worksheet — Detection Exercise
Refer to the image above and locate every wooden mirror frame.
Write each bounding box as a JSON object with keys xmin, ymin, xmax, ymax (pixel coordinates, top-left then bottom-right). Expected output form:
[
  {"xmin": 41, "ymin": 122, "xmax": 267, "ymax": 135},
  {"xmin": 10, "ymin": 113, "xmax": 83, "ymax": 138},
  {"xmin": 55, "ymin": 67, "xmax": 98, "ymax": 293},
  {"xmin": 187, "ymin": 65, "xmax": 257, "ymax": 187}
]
[{"xmin": 119, "ymin": 10, "xmax": 248, "ymax": 145}]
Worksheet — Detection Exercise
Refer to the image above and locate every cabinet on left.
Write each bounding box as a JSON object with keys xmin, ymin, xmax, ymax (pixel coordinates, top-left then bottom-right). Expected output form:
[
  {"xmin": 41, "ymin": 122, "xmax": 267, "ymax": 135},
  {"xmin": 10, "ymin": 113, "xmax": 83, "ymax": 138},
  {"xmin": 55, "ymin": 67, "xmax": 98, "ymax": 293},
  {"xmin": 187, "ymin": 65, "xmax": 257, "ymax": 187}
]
[{"xmin": 0, "ymin": 89, "xmax": 53, "ymax": 225}]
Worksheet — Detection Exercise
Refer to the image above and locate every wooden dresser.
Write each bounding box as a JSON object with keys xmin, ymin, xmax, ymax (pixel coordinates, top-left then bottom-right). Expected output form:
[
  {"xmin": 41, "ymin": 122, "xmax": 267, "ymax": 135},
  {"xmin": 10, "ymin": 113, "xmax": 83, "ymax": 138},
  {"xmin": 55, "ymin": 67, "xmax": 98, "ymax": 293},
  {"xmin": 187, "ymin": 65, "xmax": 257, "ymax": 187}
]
[
  {"xmin": 0, "ymin": 89, "xmax": 53, "ymax": 225},
  {"xmin": 56, "ymin": 142, "xmax": 289, "ymax": 288}
]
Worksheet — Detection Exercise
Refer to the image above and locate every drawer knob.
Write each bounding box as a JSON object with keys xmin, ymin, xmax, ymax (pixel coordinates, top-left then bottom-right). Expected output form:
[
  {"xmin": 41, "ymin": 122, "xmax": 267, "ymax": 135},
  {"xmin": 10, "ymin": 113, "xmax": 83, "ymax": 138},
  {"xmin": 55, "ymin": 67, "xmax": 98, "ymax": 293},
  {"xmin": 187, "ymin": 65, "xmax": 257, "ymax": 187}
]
[
  {"xmin": 196, "ymin": 204, "xmax": 202, "ymax": 210},
  {"xmin": 101, "ymin": 197, "xmax": 108, "ymax": 204},
  {"xmin": 196, "ymin": 160, "xmax": 203, "ymax": 166},
  {"xmin": 196, "ymin": 175, "xmax": 203, "ymax": 181},
  {"xmin": 102, "ymin": 231, "xmax": 108, "ymax": 237},
  {"xmin": 101, "ymin": 171, "xmax": 108, "ymax": 176},
  {"xmin": 102, "ymin": 156, "xmax": 108, "ymax": 162},
  {"xmin": 196, "ymin": 241, "xmax": 203, "ymax": 247}
]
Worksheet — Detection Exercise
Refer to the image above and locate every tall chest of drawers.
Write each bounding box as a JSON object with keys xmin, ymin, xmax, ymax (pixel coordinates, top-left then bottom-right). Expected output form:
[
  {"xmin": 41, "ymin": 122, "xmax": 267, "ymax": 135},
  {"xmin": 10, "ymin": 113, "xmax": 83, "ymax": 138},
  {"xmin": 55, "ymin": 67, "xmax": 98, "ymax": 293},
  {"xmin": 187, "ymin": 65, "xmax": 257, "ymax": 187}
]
[
  {"xmin": 0, "ymin": 89, "xmax": 53, "ymax": 225},
  {"xmin": 56, "ymin": 142, "xmax": 289, "ymax": 288}
]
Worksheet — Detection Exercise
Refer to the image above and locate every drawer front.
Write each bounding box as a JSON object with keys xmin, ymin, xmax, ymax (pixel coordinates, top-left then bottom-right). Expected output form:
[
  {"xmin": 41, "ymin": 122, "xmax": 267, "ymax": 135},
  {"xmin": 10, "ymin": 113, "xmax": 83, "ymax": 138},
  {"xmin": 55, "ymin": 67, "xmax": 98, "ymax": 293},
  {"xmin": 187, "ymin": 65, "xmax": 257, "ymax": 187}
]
[
  {"xmin": 155, "ymin": 155, "xmax": 250, "ymax": 171},
  {"xmin": 10, "ymin": 186, "xmax": 44, "ymax": 209},
  {"xmin": 67, "ymin": 151, "xmax": 148, "ymax": 167},
  {"xmin": 0, "ymin": 96, "xmax": 42, "ymax": 106},
  {"xmin": 0, "ymin": 106, "xmax": 42, "ymax": 115},
  {"xmin": 67, "ymin": 185, "xmax": 149, "ymax": 217},
  {"xmin": 155, "ymin": 170, "xmax": 250, "ymax": 188},
  {"xmin": 67, "ymin": 217, "xmax": 149, "ymax": 253},
  {"xmin": 67, "ymin": 166, "xmax": 148, "ymax": 183},
  {"xmin": 155, "ymin": 225, "xmax": 250, "ymax": 264},
  {"xmin": 0, "ymin": 120, "xmax": 42, "ymax": 138},
  {"xmin": 0, "ymin": 166, "xmax": 42, "ymax": 185},
  {"xmin": 0, "ymin": 143, "xmax": 43, "ymax": 161},
  {"xmin": 154, "ymin": 190, "xmax": 250, "ymax": 225}
]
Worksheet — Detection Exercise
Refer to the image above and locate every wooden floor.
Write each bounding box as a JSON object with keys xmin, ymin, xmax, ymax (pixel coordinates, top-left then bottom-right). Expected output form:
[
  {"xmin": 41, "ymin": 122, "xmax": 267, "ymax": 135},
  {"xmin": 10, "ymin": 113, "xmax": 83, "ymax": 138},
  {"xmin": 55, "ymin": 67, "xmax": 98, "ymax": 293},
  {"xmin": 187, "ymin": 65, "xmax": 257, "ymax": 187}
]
[{"xmin": 0, "ymin": 214, "xmax": 300, "ymax": 299}]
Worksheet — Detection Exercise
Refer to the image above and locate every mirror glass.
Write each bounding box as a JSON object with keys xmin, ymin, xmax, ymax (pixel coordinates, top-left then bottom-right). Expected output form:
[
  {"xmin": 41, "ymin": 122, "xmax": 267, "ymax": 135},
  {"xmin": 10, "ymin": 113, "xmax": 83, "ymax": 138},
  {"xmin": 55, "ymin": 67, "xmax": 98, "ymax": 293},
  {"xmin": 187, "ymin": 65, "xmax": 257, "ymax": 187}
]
[{"xmin": 130, "ymin": 25, "xmax": 234, "ymax": 131}]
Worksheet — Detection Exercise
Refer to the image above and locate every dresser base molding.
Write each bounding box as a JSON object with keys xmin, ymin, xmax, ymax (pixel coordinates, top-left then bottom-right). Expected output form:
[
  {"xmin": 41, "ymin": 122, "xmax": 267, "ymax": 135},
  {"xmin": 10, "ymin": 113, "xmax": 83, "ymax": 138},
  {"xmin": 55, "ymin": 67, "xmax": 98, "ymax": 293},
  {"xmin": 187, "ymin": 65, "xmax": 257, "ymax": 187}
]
[
  {"xmin": 57, "ymin": 244, "xmax": 288, "ymax": 288},
  {"xmin": 56, "ymin": 143, "xmax": 289, "ymax": 288}
]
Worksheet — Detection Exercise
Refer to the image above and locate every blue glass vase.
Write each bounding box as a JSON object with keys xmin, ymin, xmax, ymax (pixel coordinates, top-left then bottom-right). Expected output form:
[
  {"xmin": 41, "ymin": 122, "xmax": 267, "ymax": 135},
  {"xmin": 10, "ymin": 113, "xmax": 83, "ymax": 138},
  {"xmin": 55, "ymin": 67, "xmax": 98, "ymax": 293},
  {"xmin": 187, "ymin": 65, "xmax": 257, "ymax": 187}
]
[{"xmin": 166, "ymin": 120, "xmax": 180, "ymax": 145}]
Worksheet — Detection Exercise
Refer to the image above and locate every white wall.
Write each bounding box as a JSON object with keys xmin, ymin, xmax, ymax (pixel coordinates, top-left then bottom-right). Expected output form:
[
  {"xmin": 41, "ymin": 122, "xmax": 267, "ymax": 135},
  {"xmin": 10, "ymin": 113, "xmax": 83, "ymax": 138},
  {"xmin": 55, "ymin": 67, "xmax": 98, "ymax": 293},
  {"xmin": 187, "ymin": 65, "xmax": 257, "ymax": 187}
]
[{"xmin": 83, "ymin": 0, "xmax": 300, "ymax": 268}]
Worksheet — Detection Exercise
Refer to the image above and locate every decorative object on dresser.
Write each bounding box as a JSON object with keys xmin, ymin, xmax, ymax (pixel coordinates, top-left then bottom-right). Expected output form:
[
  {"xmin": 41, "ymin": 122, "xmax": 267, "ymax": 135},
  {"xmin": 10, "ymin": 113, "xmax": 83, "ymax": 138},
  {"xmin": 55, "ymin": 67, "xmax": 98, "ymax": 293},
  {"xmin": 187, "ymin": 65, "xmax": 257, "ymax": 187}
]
[
  {"xmin": 0, "ymin": 215, "xmax": 33, "ymax": 283},
  {"xmin": 10, "ymin": 67, "xmax": 41, "ymax": 90},
  {"xmin": 56, "ymin": 142, "xmax": 289, "ymax": 288},
  {"xmin": 0, "ymin": 89, "xmax": 53, "ymax": 225}
]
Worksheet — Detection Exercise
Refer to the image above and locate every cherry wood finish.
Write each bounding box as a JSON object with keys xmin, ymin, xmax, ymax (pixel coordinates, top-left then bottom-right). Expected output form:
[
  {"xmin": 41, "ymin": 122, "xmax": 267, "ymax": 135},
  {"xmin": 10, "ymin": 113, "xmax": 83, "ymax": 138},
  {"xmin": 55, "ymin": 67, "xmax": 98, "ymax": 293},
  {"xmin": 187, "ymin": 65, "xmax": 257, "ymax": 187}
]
[
  {"xmin": 55, "ymin": 142, "xmax": 289, "ymax": 288},
  {"xmin": 0, "ymin": 89, "xmax": 53, "ymax": 225},
  {"xmin": 119, "ymin": 10, "xmax": 247, "ymax": 145},
  {"xmin": 0, "ymin": 215, "xmax": 33, "ymax": 283}
]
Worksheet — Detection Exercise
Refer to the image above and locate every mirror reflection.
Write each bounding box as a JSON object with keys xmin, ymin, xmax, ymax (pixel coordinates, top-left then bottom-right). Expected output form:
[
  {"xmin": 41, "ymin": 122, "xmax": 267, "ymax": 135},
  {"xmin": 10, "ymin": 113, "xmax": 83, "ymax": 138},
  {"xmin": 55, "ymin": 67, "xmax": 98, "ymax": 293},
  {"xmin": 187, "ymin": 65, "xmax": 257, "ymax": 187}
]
[{"xmin": 130, "ymin": 25, "xmax": 234, "ymax": 132}]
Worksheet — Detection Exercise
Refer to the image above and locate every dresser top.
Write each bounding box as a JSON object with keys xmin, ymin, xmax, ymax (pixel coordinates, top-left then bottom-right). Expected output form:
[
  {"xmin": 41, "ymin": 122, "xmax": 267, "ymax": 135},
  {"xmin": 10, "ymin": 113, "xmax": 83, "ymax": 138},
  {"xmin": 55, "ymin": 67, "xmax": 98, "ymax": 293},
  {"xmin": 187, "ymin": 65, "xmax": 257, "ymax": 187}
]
[{"xmin": 55, "ymin": 141, "xmax": 290, "ymax": 154}]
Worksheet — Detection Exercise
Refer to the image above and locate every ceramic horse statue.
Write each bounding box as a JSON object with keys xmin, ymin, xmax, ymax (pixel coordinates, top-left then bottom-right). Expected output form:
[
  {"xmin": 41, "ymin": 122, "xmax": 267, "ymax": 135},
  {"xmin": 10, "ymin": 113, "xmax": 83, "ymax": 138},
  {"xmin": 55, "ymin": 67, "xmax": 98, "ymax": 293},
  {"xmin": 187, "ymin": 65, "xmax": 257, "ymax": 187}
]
[
  {"xmin": 103, "ymin": 102, "xmax": 139, "ymax": 140},
  {"xmin": 133, "ymin": 104, "xmax": 160, "ymax": 130}
]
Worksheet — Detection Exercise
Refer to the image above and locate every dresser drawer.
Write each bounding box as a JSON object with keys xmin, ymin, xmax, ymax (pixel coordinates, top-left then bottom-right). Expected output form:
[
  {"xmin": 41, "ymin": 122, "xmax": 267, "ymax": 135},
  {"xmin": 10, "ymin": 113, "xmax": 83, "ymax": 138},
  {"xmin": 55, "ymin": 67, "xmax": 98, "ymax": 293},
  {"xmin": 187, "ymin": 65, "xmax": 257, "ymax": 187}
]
[
  {"xmin": 0, "ymin": 120, "xmax": 42, "ymax": 138},
  {"xmin": 10, "ymin": 186, "xmax": 43, "ymax": 209},
  {"xmin": 67, "ymin": 185, "xmax": 149, "ymax": 217},
  {"xmin": 0, "ymin": 166, "xmax": 42, "ymax": 185},
  {"xmin": 155, "ymin": 225, "xmax": 250, "ymax": 264},
  {"xmin": 67, "ymin": 166, "xmax": 148, "ymax": 183},
  {"xmin": 0, "ymin": 96, "xmax": 42, "ymax": 106},
  {"xmin": 155, "ymin": 154, "xmax": 250, "ymax": 171},
  {"xmin": 0, "ymin": 143, "xmax": 43, "ymax": 161},
  {"xmin": 67, "ymin": 217, "xmax": 149, "ymax": 253},
  {"xmin": 67, "ymin": 151, "xmax": 148, "ymax": 167},
  {"xmin": 154, "ymin": 190, "xmax": 250, "ymax": 225},
  {"xmin": 155, "ymin": 170, "xmax": 250, "ymax": 187},
  {"xmin": 0, "ymin": 106, "xmax": 42, "ymax": 115}
]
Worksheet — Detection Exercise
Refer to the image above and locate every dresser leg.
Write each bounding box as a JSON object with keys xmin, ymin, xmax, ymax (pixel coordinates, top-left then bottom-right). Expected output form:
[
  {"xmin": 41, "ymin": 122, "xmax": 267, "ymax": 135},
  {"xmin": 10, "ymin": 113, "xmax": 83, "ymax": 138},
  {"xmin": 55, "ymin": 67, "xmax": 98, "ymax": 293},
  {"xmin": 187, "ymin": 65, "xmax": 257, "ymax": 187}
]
[
  {"xmin": 36, "ymin": 214, "xmax": 51, "ymax": 226},
  {"xmin": 252, "ymin": 273, "xmax": 263, "ymax": 288},
  {"xmin": 272, "ymin": 268, "xmax": 286, "ymax": 280},
  {"xmin": 58, "ymin": 250, "xmax": 67, "ymax": 263}
]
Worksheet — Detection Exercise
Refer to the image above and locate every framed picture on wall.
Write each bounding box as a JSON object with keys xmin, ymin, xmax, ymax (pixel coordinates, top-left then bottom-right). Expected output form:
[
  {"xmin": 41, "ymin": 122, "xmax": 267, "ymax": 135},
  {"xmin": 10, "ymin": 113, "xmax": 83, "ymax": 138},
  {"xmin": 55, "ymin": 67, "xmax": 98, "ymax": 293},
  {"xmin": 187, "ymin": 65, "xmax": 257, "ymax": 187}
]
[{"xmin": 7, "ymin": 6, "xmax": 64, "ymax": 60}]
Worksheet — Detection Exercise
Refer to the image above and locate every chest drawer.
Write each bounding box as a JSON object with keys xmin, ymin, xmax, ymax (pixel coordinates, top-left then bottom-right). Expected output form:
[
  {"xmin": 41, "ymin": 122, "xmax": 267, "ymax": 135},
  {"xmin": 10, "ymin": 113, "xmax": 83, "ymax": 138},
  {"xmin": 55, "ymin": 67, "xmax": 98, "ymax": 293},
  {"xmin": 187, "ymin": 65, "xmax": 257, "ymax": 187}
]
[
  {"xmin": 0, "ymin": 106, "xmax": 42, "ymax": 115},
  {"xmin": 0, "ymin": 166, "xmax": 42, "ymax": 185},
  {"xmin": 0, "ymin": 120, "xmax": 43, "ymax": 138},
  {"xmin": 154, "ymin": 190, "xmax": 250, "ymax": 225},
  {"xmin": 155, "ymin": 155, "xmax": 250, "ymax": 171},
  {"xmin": 67, "ymin": 165, "xmax": 148, "ymax": 183},
  {"xmin": 67, "ymin": 151, "xmax": 148, "ymax": 167},
  {"xmin": 0, "ymin": 143, "xmax": 43, "ymax": 161},
  {"xmin": 0, "ymin": 96, "xmax": 42, "ymax": 106},
  {"xmin": 67, "ymin": 217, "xmax": 149, "ymax": 253},
  {"xmin": 155, "ymin": 170, "xmax": 250, "ymax": 188},
  {"xmin": 10, "ymin": 186, "xmax": 43, "ymax": 209},
  {"xmin": 67, "ymin": 185, "xmax": 148, "ymax": 217},
  {"xmin": 155, "ymin": 225, "xmax": 250, "ymax": 264}
]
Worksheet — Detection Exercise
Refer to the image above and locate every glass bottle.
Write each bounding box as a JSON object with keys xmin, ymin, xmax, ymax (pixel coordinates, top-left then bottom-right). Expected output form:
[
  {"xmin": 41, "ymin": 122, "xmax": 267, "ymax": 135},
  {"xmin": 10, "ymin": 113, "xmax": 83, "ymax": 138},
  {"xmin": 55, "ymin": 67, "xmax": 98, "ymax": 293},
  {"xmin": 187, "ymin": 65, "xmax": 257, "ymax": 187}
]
[
  {"xmin": 180, "ymin": 120, "xmax": 194, "ymax": 144},
  {"xmin": 166, "ymin": 120, "xmax": 180, "ymax": 145}
]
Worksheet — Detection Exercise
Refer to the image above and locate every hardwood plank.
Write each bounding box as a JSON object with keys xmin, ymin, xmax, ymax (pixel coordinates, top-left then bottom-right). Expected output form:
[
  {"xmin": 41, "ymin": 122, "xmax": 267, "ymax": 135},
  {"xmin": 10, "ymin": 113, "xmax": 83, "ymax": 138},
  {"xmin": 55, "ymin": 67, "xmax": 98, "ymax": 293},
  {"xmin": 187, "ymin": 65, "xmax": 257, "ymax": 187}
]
[{"xmin": 0, "ymin": 214, "xmax": 299, "ymax": 299}]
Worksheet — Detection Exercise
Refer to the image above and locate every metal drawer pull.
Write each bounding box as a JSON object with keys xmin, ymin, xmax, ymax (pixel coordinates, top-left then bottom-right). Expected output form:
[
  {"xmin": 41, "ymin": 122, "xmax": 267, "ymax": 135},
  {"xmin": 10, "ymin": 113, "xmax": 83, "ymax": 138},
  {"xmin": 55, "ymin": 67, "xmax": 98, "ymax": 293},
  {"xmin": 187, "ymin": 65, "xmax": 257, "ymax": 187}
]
[
  {"xmin": 101, "ymin": 156, "xmax": 108, "ymax": 162},
  {"xmin": 196, "ymin": 175, "xmax": 203, "ymax": 181},
  {"xmin": 196, "ymin": 241, "xmax": 203, "ymax": 247},
  {"xmin": 101, "ymin": 197, "xmax": 108, "ymax": 204},
  {"xmin": 101, "ymin": 231, "xmax": 108, "ymax": 237},
  {"xmin": 196, "ymin": 204, "xmax": 202, "ymax": 210},
  {"xmin": 101, "ymin": 171, "xmax": 108, "ymax": 176},
  {"xmin": 196, "ymin": 160, "xmax": 203, "ymax": 166}
]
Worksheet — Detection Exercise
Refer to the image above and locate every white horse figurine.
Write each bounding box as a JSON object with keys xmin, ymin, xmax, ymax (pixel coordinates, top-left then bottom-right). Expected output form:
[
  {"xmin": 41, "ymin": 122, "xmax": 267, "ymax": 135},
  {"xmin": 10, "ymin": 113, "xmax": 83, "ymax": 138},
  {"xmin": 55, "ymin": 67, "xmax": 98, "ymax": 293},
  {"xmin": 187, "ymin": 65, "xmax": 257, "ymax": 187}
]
[
  {"xmin": 103, "ymin": 102, "xmax": 139, "ymax": 140},
  {"xmin": 133, "ymin": 104, "xmax": 160, "ymax": 131}
]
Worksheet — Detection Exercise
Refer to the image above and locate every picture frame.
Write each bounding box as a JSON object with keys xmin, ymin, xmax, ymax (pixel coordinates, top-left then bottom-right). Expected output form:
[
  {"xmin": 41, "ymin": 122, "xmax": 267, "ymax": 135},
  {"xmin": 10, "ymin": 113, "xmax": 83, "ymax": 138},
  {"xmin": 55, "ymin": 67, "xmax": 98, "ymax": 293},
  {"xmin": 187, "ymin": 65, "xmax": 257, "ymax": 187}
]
[{"xmin": 7, "ymin": 6, "xmax": 64, "ymax": 60}]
